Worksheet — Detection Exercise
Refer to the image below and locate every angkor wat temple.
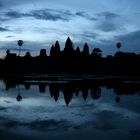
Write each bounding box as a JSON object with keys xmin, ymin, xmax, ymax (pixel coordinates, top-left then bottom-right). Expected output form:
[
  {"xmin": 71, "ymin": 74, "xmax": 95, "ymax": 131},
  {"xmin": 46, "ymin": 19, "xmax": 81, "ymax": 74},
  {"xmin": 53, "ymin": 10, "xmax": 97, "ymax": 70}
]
[{"xmin": 0, "ymin": 37, "xmax": 140, "ymax": 76}]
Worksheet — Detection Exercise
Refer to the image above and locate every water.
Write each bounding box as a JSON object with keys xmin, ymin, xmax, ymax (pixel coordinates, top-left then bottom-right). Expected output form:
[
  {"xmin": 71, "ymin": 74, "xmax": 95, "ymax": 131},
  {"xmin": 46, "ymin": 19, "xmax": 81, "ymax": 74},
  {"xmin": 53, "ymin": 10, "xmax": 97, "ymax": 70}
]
[{"xmin": 0, "ymin": 78, "xmax": 140, "ymax": 140}]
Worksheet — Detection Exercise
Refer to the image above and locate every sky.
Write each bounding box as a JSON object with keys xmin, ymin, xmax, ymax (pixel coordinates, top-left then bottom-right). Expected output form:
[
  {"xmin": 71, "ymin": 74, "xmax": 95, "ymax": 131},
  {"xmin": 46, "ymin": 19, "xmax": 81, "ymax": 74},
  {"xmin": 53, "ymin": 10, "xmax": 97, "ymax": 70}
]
[{"xmin": 0, "ymin": 0, "xmax": 140, "ymax": 57}]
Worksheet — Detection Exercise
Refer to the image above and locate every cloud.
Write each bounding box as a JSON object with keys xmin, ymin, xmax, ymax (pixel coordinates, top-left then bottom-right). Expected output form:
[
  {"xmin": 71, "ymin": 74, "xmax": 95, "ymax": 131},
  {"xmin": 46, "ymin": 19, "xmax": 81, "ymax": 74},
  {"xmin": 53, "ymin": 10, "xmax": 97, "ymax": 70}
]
[
  {"xmin": 0, "ymin": 47, "xmax": 32, "ymax": 52},
  {"xmin": 94, "ymin": 110, "xmax": 122, "ymax": 130},
  {"xmin": 0, "ymin": 27, "xmax": 9, "ymax": 32},
  {"xmin": 6, "ymin": 11, "xmax": 27, "ymax": 18},
  {"xmin": 90, "ymin": 30, "xmax": 140, "ymax": 56},
  {"xmin": 75, "ymin": 11, "xmax": 97, "ymax": 21},
  {"xmin": 96, "ymin": 11, "xmax": 121, "ymax": 32},
  {"xmin": 116, "ymin": 30, "xmax": 140, "ymax": 41},
  {"xmin": 97, "ymin": 12, "xmax": 120, "ymax": 19},
  {"xmin": 0, "ymin": 2, "xmax": 3, "ymax": 8},
  {"xmin": 0, "ymin": 107, "xmax": 8, "ymax": 111},
  {"xmin": 3, "ymin": 9, "xmax": 97, "ymax": 22},
  {"xmin": 115, "ymin": 30, "xmax": 140, "ymax": 52},
  {"xmin": 0, "ymin": 118, "xmax": 69, "ymax": 132},
  {"xmin": 4, "ymin": 9, "xmax": 73, "ymax": 22},
  {"xmin": 5, "ymin": 35, "xmax": 15, "ymax": 38},
  {"xmin": 0, "ymin": 0, "xmax": 37, "ymax": 10},
  {"xmin": 0, "ymin": 40, "xmax": 51, "ymax": 57},
  {"xmin": 30, "ymin": 9, "xmax": 73, "ymax": 21},
  {"xmin": 82, "ymin": 32, "xmax": 98, "ymax": 39},
  {"xmin": 98, "ymin": 22, "xmax": 118, "ymax": 32},
  {"xmin": 0, "ymin": 41, "xmax": 34, "ymax": 53}
]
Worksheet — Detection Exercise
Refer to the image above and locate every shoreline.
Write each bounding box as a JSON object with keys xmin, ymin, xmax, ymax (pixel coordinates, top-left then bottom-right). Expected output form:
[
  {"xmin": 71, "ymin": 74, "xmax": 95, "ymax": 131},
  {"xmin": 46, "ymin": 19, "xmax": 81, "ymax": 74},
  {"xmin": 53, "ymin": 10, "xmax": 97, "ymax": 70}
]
[{"xmin": 0, "ymin": 73, "xmax": 140, "ymax": 81}]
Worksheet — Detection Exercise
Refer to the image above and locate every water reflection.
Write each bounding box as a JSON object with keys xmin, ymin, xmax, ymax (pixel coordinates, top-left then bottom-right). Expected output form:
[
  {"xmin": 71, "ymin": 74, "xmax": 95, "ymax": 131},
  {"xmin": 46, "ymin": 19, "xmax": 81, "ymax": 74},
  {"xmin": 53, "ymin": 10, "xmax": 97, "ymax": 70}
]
[
  {"xmin": 2, "ymin": 78, "xmax": 140, "ymax": 106},
  {"xmin": 16, "ymin": 85, "xmax": 22, "ymax": 102},
  {"xmin": 115, "ymin": 96, "xmax": 120, "ymax": 103},
  {"xmin": 0, "ymin": 78, "xmax": 140, "ymax": 140}
]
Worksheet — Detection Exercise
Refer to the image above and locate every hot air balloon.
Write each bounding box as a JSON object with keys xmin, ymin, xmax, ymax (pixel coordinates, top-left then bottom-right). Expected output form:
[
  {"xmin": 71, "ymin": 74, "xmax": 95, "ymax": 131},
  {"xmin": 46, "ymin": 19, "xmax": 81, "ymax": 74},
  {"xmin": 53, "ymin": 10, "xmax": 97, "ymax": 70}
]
[
  {"xmin": 116, "ymin": 42, "xmax": 121, "ymax": 52},
  {"xmin": 17, "ymin": 40, "xmax": 23, "ymax": 56},
  {"xmin": 18, "ymin": 40, "xmax": 23, "ymax": 46}
]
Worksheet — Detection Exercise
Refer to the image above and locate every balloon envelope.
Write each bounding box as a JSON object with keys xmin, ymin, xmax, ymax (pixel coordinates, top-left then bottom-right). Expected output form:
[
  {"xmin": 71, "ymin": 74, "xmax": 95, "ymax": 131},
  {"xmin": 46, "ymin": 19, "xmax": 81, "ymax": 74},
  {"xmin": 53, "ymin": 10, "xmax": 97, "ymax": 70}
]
[
  {"xmin": 117, "ymin": 42, "xmax": 121, "ymax": 49},
  {"xmin": 18, "ymin": 40, "xmax": 23, "ymax": 46},
  {"xmin": 16, "ymin": 94, "xmax": 22, "ymax": 102}
]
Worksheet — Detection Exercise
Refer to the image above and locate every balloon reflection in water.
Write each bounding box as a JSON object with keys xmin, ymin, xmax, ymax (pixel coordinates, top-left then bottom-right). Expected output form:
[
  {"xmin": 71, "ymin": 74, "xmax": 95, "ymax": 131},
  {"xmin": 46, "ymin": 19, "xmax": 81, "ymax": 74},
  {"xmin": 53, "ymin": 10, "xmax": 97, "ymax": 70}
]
[{"xmin": 16, "ymin": 85, "xmax": 22, "ymax": 102}]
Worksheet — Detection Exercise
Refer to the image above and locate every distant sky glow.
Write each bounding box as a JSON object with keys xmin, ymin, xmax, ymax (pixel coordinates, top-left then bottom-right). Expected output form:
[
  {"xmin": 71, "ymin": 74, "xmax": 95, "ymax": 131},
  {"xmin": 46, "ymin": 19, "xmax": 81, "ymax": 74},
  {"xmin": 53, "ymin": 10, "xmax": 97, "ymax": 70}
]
[{"xmin": 0, "ymin": 0, "xmax": 140, "ymax": 57}]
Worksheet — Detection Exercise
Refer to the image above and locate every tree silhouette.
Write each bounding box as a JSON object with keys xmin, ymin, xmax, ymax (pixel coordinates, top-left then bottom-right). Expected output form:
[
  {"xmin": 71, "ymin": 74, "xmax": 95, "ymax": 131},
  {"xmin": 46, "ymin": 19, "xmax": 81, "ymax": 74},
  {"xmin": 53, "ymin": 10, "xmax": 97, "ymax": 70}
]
[
  {"xmin": 24, "ymin": 52, "xmax": 31, "ymax": 58},
  {"xmin": 91, "ymin": 48, "xmax": 102, "ymax": 57},
  {"xmin": 6, "ymin": 49, "xmax": 10, "ymax": 56}
]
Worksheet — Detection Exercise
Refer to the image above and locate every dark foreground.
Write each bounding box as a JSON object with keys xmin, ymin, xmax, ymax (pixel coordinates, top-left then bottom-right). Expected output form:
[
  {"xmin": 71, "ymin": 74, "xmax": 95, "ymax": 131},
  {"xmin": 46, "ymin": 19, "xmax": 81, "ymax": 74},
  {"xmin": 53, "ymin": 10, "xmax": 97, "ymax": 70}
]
[{"xmin": 0, "ymin": 76, "xmax": 140, "ymax": 140}]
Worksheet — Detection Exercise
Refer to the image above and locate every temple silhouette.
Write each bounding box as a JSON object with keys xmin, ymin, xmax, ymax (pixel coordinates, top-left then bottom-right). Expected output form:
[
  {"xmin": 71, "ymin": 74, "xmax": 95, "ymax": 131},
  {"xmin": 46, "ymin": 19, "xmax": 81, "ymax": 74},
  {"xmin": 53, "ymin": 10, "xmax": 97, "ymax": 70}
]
[{"xmin": 0, "ymin": 37, "xmax": 140, "ymax": 76}]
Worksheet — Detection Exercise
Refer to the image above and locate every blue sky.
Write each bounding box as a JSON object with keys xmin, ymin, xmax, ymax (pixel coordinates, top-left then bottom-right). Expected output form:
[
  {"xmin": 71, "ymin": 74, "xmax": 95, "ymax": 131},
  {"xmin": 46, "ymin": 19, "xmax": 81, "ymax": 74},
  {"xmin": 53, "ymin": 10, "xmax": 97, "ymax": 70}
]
[{"xmin": 0, "ymin": 0, "xmax": 140, "ymax": 57}]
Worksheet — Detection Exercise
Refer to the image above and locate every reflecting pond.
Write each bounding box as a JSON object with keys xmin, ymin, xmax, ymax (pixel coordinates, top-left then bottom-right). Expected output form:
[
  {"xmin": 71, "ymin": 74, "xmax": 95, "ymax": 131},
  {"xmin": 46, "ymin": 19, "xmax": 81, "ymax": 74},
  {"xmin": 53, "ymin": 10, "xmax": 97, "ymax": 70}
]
[{"xmin": 0, "ymin": 77, "xmax": 140, "ymax": 140}]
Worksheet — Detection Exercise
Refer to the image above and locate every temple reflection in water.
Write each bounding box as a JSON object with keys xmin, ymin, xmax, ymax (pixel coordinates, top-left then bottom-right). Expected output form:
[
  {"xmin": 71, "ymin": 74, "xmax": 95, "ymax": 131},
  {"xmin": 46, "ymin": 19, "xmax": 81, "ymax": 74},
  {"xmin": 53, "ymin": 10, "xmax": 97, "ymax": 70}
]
[{"xmin": 2, "ymin": 78, "xmax": 140, "ymax": 106}]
